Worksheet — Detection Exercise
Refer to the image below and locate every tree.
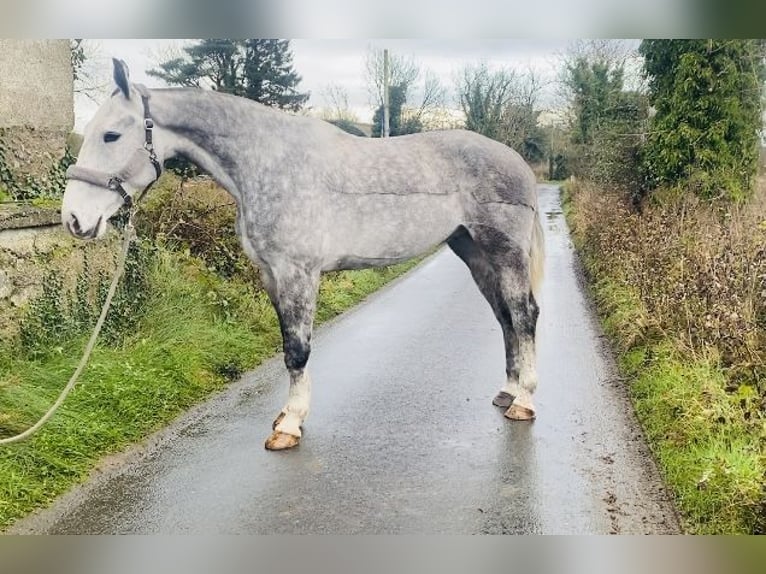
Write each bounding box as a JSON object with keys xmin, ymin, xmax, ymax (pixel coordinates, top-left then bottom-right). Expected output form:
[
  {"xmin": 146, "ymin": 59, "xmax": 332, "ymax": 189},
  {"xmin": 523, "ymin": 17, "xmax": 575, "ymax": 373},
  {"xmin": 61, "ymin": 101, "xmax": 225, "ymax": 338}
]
[
  {"xmin": 365, "ymin": 47, "xmax": 419, "ymax": 108},
  {"xmin": 639, "ymin": 39, "xmax": 765, "ymax": 201},
  {"xmin": 558, "ymin": 42, "xmax": 649, "ymax": 193},
  {"xmin": 319, "ymin": 83, "xmax": 358, "ymax": 123},
  {"xmin": 566, "ymin": 59, "xmax": 626, "ymax": 145},
  {"xmin": 457, "ymin": 63, "xmax": 514, "ymax": 141},
  {"xmin": 149, "ymin": 39, "xmax": 240, "ymax": 90},
  {"xmin": 555, "ymin": 39, "xmax": 642, "ymax": 107},
  {"xmin": 365, "ymin": 46, "xmax": 445, "ymax": 136},
  {"xmin": 241, "ymin": 40, "xmax": 309, "ymax": 111},
  {"xmin": 456, "ymin": 63, "xmax": 547, "ymax": 164},
  {"xmin": 371, "ymin": 84, "xmax": 423, "ymax": 137},
  {"xmin": 70, "ymin": 39, "xmax": 107, "ymax": 103},
  {"xmin": 317, "ymin": 84, "xmax": 369, "ymax": 136},
  {"xmin": 148, "ymin": 39, "xmax": 309, "ymax": 111},
  {"xmin": 71, "ymin": 39, "xmax": 85, "ymax": 82}
]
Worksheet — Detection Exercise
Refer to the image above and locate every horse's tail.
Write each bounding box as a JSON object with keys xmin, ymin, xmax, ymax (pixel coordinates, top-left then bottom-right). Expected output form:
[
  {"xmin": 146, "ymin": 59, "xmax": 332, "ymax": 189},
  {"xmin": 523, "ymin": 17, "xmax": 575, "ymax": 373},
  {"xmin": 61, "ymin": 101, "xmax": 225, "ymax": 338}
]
[{"xmin": 529, "ymin": 207, "xmax": 544, "ymax": 300}]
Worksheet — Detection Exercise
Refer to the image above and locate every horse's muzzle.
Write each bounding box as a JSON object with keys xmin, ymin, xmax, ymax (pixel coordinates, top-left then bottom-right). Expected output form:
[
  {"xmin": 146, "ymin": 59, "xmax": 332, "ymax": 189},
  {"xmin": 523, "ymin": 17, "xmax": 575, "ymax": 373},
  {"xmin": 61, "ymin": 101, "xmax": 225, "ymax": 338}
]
[{"xmin": 65, "ymin": 213, "xmax": 102, "ymax": 240}]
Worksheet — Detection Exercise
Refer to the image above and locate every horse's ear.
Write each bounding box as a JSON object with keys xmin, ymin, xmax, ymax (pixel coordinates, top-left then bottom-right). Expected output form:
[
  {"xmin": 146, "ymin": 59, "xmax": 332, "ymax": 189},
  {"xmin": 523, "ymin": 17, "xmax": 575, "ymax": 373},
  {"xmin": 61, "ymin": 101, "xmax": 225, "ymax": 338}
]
[{"xmin": 112, "ymin": 58, "xmax": 131, "ymax": 99}]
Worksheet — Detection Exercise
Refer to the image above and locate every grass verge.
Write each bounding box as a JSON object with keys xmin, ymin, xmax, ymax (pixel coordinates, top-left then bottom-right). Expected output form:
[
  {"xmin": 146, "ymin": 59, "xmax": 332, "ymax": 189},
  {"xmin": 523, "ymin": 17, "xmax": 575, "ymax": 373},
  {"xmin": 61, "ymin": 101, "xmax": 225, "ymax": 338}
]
[
  {"xmin": 0, "ymin": 244, "xmax": 420, "ymax": 531},
  {"xmin": 563, "ymin": 181, "xmax": 766, "ymax": 534}
]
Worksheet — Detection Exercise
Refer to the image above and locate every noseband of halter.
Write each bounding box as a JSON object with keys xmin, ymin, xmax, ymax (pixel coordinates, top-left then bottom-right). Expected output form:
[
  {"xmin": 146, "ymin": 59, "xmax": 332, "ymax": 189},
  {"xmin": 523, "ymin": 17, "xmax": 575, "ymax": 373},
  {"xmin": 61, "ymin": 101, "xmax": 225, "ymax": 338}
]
[{"xmin": 65, "ymin": 84, "xmax": 162, "ymax": 209}]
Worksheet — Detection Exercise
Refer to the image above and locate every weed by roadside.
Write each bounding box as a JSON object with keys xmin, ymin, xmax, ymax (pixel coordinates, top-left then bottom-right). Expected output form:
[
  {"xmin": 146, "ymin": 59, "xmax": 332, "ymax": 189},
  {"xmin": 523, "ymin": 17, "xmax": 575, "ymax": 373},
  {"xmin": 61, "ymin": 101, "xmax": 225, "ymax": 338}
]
[{"xmin": 564, "ymin": 177, "xmax": 766, "ymax": 534}]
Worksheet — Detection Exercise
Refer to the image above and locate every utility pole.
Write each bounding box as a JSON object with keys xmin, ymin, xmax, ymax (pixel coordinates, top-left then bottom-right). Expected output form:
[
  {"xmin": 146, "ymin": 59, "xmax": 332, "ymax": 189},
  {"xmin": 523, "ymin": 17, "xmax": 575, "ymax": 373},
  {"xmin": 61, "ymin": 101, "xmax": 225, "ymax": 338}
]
[{"xmin": 383, "ymin": 48, "xmax": 390, "ymax": 138}]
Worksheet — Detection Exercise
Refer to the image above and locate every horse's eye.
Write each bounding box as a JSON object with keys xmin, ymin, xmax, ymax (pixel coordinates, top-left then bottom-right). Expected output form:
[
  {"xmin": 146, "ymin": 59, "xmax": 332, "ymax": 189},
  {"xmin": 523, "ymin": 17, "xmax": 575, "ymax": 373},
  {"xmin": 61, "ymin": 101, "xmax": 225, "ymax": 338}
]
[{"xmin": 103, "ymin": 132, "xmax": 121, "ymax": 143}]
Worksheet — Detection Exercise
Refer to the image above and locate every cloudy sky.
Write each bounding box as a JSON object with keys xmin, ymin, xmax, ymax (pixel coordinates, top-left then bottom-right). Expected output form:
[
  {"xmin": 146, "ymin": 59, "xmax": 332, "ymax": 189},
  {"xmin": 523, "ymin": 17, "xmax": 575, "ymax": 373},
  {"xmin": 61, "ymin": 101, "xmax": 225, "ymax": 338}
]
[{"xmin": 75, "ymin": 39, "xmax": 583, "ymax": 130}]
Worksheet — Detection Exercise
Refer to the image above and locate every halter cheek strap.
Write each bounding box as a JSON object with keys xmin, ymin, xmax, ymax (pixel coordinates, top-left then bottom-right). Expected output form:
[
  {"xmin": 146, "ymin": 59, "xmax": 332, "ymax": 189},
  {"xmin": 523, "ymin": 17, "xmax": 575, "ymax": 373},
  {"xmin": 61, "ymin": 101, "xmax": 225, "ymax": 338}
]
[{"xmin": 66, "ymin": 84, "xmax": 162, "ymax": 208}]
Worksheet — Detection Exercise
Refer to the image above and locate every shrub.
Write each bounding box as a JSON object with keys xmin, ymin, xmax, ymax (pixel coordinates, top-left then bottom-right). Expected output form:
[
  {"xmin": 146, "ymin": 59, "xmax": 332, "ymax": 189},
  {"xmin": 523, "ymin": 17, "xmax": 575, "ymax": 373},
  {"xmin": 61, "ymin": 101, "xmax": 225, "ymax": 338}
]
[
  {"xmin": 137, "ymin": 174, "xmax": 260, "ymax": 286},
  {"xmin": 19, "ymin": 240, "xmax": 154, "ymax": 358},
  {"xmin": 639, "ymin": 40, "xmax": 765, "ymax": 202},
  {"xmin": 566, "ymin": 176, "xmax": 766, "ymax": 532},
  {"xmin": 567, "ymin": 178, "xmax": 766, "ymax": 378}
]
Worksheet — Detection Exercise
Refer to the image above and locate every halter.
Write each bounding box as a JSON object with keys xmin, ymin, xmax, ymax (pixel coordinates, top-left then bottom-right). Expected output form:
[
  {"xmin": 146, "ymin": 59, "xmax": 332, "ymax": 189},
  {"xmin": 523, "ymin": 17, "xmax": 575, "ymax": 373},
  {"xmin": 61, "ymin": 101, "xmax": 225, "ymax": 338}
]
[{"xmin": 66, "ymin": 84, "xmax": 162, "ymax": 208}]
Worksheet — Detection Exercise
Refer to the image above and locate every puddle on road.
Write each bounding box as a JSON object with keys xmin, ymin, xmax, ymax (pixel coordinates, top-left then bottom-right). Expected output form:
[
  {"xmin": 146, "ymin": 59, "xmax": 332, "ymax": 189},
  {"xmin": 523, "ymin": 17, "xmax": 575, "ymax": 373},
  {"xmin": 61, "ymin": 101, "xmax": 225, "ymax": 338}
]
[{"xmin": 545, "ymin": 210, "xmax": 563, "ymax": 232}]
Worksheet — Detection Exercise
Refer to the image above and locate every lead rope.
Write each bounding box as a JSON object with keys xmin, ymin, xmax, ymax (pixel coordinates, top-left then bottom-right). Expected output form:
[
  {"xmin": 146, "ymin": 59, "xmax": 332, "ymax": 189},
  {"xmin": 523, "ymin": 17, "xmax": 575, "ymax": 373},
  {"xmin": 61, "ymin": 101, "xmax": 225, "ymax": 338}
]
[{"xmin": 0, "ymin": 210, "xmax": 137, "ymax": 445}]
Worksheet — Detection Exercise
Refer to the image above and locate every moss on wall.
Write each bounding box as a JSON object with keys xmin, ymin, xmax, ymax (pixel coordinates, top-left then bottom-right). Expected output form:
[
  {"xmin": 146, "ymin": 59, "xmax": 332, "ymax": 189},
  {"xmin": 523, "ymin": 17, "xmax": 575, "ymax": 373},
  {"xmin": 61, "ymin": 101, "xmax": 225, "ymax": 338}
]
[{"xmin": 0, "ymin": 205, "xmax": 119, "ymax": 345}]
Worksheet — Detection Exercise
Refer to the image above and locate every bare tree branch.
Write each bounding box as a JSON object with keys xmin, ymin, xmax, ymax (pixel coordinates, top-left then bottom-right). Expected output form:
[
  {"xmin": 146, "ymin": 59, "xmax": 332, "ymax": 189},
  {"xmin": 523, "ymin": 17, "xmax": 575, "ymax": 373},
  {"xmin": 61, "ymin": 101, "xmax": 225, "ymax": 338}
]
[
  {"xmin": 71, "ymin": 39, "xmax": 109, "ymax": 103},
  {"xmin": 455, "ymin": 62, "xmax": 547, "ymax": 161},
  {"xmin": 364, "ymin": 46, "xmax": 420, "ymax": 107},
  {"xmin": 319, "ymin": 83, "xmax": 358, "ymax": 122},
  {"xmin": 412, "ymin": 71, "xmax": 446, "ymax": 119},
  {"xmin": 365, "ymin": 46, "xmax": 451, "ymax": 132}
]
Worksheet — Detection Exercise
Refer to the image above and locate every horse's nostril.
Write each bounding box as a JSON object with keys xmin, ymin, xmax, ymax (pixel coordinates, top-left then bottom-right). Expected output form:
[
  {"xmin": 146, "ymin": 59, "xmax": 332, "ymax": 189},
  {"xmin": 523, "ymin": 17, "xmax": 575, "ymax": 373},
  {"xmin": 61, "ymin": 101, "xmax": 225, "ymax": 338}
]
[
  {"xmin": 88, "ymin": 216, "xmax": 103, "ymax": 239},
  {"xmin": 69, "ymin": 214, "xmax": 82, "ymax": 235}
]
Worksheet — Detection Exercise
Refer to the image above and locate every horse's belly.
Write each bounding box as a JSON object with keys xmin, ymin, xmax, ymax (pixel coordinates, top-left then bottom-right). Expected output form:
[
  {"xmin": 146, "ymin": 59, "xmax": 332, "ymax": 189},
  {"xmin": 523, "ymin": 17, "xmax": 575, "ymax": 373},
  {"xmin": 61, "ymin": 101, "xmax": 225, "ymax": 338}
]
[{"xmin": 320, "ymin": 192, "xmax": 462, "ymax": 270}]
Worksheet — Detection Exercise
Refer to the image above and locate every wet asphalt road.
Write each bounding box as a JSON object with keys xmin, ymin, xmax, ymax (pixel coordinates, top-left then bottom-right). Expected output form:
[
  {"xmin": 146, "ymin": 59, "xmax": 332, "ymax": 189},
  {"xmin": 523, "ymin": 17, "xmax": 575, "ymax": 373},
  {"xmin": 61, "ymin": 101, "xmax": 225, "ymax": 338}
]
[{"xmin": 13, "ymin": 184, "xmax": 679, "ymax": 534}]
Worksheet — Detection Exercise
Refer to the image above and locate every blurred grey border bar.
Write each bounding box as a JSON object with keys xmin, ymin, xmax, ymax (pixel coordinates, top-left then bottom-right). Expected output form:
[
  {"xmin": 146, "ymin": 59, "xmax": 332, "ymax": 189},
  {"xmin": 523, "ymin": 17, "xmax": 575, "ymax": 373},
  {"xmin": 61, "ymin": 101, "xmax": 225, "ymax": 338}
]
[
  {"xmin": 0, "ymin": 535, "xmax": 755, "ymax": 574},
  {"xmin": 1, "ymin": 0, "xmax": 760, "ymax": 38}
]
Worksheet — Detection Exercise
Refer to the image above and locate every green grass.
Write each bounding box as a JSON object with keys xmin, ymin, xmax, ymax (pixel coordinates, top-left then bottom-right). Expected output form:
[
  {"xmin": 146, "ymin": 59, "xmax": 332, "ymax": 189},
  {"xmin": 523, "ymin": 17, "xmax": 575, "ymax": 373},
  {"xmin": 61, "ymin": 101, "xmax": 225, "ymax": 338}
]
[
  {"xmin": 562, "ymin": 183, "xmax": 766, "ymax": 534},
  {"xmin": 0, "ymin": 247, "xmax": 420, "ymax": 531},
  {"xmin": 625, "ymin": 341, "xmax": 765, "ymax": 534}
]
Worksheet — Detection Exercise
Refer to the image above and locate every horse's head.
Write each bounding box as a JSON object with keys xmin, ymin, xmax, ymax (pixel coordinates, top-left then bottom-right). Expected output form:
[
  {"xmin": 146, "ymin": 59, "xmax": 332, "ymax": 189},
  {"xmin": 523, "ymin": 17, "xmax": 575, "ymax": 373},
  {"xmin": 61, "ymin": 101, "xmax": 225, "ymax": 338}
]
[{"xmin": 62, "ymin": 58, "xmax": 162, "ymax": 239}]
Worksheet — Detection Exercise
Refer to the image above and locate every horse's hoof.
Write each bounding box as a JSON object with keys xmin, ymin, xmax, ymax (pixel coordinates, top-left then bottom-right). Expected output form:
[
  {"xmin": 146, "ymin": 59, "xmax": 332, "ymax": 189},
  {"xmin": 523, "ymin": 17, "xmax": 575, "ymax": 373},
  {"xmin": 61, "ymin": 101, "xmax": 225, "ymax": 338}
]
[
  {"xmin": 504, "ymin": 404, "xmax": 536, "ymax": 421},
  {"xmin": 492, "ymin": 391, "xmax": 514, "ymax": 408},
  {"xmin": 265, "ymin": 430, "xmax": 300, "ymax": 450}
]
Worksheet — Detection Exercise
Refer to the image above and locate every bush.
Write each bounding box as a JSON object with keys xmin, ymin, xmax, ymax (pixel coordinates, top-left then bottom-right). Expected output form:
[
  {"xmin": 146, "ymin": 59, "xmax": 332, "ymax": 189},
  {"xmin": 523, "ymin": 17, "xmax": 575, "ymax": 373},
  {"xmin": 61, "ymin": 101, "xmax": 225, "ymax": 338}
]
[
  {"xmin": 568, "ymin": 179, "xmax": 766, "ymax": 376},
  {"xmin": 640, "ymin": 40, "xmax": 765, "ymax": 202},
  {"xmin": 137, "ymin": 173, "xmax": 261, "ymax": 286},
  {"xmin": 566, "ymin": 177, "xmax": 766, "ymax": 532},
  {"xmin": 19, "ymin": 241, "xmax": 154, "ymax": 358}
]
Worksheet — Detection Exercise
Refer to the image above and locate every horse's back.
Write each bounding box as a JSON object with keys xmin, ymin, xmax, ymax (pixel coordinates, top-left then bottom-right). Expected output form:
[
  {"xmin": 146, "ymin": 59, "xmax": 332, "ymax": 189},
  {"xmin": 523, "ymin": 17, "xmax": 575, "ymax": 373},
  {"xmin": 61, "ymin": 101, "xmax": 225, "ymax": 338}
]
[
  {"xmin": 325, "ymin": 129, "xmax": 536, "ymax": 206},
  {"xmin": 421, "ymin": 130, "xmax": 537, "ymax": 207}
]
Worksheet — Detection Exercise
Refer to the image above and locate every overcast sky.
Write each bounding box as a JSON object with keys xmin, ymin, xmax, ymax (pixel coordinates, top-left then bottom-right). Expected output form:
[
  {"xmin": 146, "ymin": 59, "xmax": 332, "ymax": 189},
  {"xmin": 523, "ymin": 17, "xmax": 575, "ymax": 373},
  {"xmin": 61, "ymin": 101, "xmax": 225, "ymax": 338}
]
[{"xmin": 75, "ymin": 39, "xmax": 597, "ymax": 131}]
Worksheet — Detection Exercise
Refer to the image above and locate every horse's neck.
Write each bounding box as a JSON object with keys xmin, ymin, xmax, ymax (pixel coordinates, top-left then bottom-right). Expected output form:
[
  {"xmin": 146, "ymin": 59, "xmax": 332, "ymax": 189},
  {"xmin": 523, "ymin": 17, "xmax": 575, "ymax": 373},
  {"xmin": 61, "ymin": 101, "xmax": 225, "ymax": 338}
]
[{"xmin": 152, "ymin": 89, "xmax": 280, "ymax": 201}]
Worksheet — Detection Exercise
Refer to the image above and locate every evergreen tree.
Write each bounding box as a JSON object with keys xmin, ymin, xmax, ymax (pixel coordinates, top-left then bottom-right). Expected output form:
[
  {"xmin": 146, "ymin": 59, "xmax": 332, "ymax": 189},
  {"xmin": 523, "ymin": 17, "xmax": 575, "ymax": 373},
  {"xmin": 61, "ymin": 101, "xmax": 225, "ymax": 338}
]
[
  {"xmin": 242, "ymin": 39, "xmax": 309, "ymax": 111},
  {"xmin": 639, "ymin": 39, "xmax": 765, "ymax": 200},
  {"xmin": 148, "ymin": 39, "xmax": 309, "ymax": 111},
  {"xmin": 149, "ymin": 39, "xmax": 241, "ymax": 90}
]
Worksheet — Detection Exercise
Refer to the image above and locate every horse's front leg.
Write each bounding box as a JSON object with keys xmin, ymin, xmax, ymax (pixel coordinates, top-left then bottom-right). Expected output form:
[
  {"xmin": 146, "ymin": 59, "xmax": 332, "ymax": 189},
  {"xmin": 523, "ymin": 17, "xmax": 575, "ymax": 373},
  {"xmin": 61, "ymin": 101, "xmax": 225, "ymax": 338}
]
[{"xmin": 261, "ymin": 262, "xmax": 320, "ymax": 451}]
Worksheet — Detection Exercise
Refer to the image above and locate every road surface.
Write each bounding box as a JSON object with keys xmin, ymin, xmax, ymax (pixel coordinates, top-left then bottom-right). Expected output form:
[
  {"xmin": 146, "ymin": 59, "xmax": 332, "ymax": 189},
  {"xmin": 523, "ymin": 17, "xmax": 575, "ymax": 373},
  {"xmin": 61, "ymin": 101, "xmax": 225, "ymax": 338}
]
[{"xmin": 12, "ymin": 184, "xmax": 680, "ymax": 534}]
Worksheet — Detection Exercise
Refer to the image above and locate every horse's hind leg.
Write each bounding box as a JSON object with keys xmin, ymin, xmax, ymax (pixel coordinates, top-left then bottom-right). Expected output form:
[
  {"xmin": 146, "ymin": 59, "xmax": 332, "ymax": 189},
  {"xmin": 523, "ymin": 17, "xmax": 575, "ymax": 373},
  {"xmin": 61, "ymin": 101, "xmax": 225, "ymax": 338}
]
[
  {"xmin": 260, "ymin": 261, "xmax": 321, "ymax": 450},
  {"xmin": 482, "ymin": 227, "xmax": 540, "ymax": 420},
  {"xmin": 458, "ymin": 221, "xmax": 541, "ymax": 420},
  {"xmin": 495, "ymin": 267, "xmax": 539, "ymax": 420},
  {"xmin": 447, "ymin": 226, "xmax": 525, "ymax": 411}
]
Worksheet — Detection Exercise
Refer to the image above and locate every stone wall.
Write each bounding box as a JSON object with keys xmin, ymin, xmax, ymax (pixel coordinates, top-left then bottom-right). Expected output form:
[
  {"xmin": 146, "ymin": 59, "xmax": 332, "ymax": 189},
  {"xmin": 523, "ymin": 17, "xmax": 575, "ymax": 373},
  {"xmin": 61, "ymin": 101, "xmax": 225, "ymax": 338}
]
[
  {"xmin": 0, "ymin": 40, "xmax": 73, "ymax": 180},
  {"xmin": 0, "ymin": 205, "xmax": 118, "ymax": 343}
]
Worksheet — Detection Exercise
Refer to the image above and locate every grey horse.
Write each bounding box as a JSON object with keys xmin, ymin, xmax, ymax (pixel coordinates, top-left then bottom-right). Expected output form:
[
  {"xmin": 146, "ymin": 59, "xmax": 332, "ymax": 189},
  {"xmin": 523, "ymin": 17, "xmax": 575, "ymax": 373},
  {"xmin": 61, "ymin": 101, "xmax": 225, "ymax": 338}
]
[{"xmin": 62, "ymin": 59, "xmax": 544, "ymax": 450}]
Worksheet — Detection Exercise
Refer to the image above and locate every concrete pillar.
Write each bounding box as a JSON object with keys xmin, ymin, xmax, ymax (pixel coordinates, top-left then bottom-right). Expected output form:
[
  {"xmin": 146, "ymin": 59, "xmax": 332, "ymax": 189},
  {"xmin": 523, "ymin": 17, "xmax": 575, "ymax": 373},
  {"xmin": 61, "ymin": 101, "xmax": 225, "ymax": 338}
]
[{"xmin": 0, "ymin": 40, "xmax": 74, "ymax": 181}]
